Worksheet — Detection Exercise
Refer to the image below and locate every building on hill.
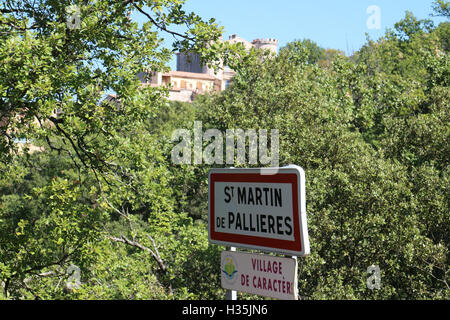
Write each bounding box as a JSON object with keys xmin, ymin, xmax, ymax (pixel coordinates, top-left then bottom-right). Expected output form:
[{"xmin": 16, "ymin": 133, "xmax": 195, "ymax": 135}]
[{"xmin": 134, "ymin": 34, "xmax": 278, "ymax": 103}]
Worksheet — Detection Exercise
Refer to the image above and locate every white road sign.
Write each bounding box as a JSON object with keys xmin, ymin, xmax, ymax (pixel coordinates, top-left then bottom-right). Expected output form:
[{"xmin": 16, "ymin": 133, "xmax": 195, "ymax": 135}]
[
  {"xmin": 221, "ymin": 251, "xmax": 298, "ymax": 300},
  {"xmin": 209, "ymin": 166, "xmax": 310, "ymax": 256}
]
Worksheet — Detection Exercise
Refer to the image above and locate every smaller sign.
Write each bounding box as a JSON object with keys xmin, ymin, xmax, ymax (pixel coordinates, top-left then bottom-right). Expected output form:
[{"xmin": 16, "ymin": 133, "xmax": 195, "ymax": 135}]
[{"xmin": 221, "ymin": 251, "xmax": 298, "ymax": 300}]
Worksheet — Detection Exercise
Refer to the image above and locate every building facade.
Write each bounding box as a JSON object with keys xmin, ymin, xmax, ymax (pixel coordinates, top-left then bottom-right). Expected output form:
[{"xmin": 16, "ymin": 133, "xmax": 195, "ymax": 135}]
[{"xmin": 137, "ymin": 34, "xmax": 278, "ymax": 102}]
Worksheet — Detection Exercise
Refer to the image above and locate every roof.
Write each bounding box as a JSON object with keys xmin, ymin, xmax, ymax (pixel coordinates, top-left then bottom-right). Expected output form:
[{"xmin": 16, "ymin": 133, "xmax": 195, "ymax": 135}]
[{"xmin": 164, "ymin": 70, "xmax": 217, "ymax": 81}]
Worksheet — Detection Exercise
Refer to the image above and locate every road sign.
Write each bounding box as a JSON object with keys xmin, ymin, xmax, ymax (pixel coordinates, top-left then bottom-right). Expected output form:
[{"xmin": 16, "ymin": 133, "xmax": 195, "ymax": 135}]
[
  {"xmin": 221, "ymin": 251, "xmax": 298, "ymax": 300},
  {"xmin": 209, "ymin": 166, "xmax": 310, "ymax": 257}
]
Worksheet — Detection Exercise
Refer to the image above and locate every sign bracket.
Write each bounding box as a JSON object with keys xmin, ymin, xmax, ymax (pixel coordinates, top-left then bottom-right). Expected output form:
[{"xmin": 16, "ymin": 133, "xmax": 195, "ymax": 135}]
[{"xmin": 225, "ymin": 246, "xmax": 237, "ymax": 300}]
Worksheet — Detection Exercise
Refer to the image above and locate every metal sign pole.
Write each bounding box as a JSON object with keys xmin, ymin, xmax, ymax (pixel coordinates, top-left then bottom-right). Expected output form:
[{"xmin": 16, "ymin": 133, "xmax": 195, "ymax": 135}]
[
  {"xmin": 225, "ymin": 246, "xmax": 237, "ymax": 300},
  {"xmin": 224, "ymin": 168, "xmax": 236, "ymax": 301},
  {"xmin": 292, "ymin": 255, "xmax": 299, "ymax": 300}
]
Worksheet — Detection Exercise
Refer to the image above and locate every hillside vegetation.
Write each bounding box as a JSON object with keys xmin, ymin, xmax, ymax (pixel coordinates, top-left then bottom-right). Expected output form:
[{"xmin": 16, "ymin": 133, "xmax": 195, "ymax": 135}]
[{"xmin": 0, "ymin": 1, "xmax": 448, "ymax": 299}]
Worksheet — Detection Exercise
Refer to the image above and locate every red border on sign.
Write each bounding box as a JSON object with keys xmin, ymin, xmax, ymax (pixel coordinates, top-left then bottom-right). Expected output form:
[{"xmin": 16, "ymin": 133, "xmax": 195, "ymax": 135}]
[{"xmin": 210, "ymin": 173, "xmax": 302, "ymax": 253}]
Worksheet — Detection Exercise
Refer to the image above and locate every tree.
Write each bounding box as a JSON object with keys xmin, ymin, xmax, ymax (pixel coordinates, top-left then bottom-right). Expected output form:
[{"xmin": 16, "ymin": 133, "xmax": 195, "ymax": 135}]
[
  {"xmin": 280, "ymin": 39, "xmax": 325, "ymax": 65},
  {"xmin": 393, "ymin": 11, "xmax": 434, "ymax": 42},
  {"xmin": 192, "ymin": 17, "xmax": 449, "ymax": 298},
  {"xmin": 0, "ymin": 0, "xmax": 242, "ymax": 176},
  {"xmin": 0, "ymin": 0, "xmax": 243, "ymax": 299},
  {"xmin": 432, "ymin": 0, "xmax": 450, "ymax": 18},
  {"xmin": 1, "ymin": 1, "xmax": 448, "ymax": 300}
]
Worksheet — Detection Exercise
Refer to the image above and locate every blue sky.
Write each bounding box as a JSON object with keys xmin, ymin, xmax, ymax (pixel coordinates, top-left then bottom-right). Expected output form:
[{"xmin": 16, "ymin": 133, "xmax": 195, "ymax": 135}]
[{"xmin": 135, "ymin": 0, "xmax": 447, "ymax": 69}]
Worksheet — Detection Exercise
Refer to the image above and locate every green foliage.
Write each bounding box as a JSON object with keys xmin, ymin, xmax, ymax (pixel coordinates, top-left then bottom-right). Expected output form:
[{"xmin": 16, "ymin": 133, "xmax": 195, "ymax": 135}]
[
  {"xmin": 0, "ymin": 0, "xmax": 234, "ymax": 299},
  {"xmin": 192, "ymin": 13, "xmax": 449, "ymax": 299},
  {"xmin": 0, "ymin": 153, "xmax": 105, "ymax": 299},
  {"xmin": 432, "ymin": 0, "xmax": 450, "ymax": 18},
  {"xmin": 281, "ymin": 39, "xmax": 325, "ymax": 65},
  {"xmin": 344, "ymin": 11, "xmax": 449, "ymax": 145},
  {"xmin": 1, "ymin": 1, "xmax": 448, "ymax": 300},
  {"xmin": 280, "ymin": 39, "xmax": 346, "ymax": 68}
]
